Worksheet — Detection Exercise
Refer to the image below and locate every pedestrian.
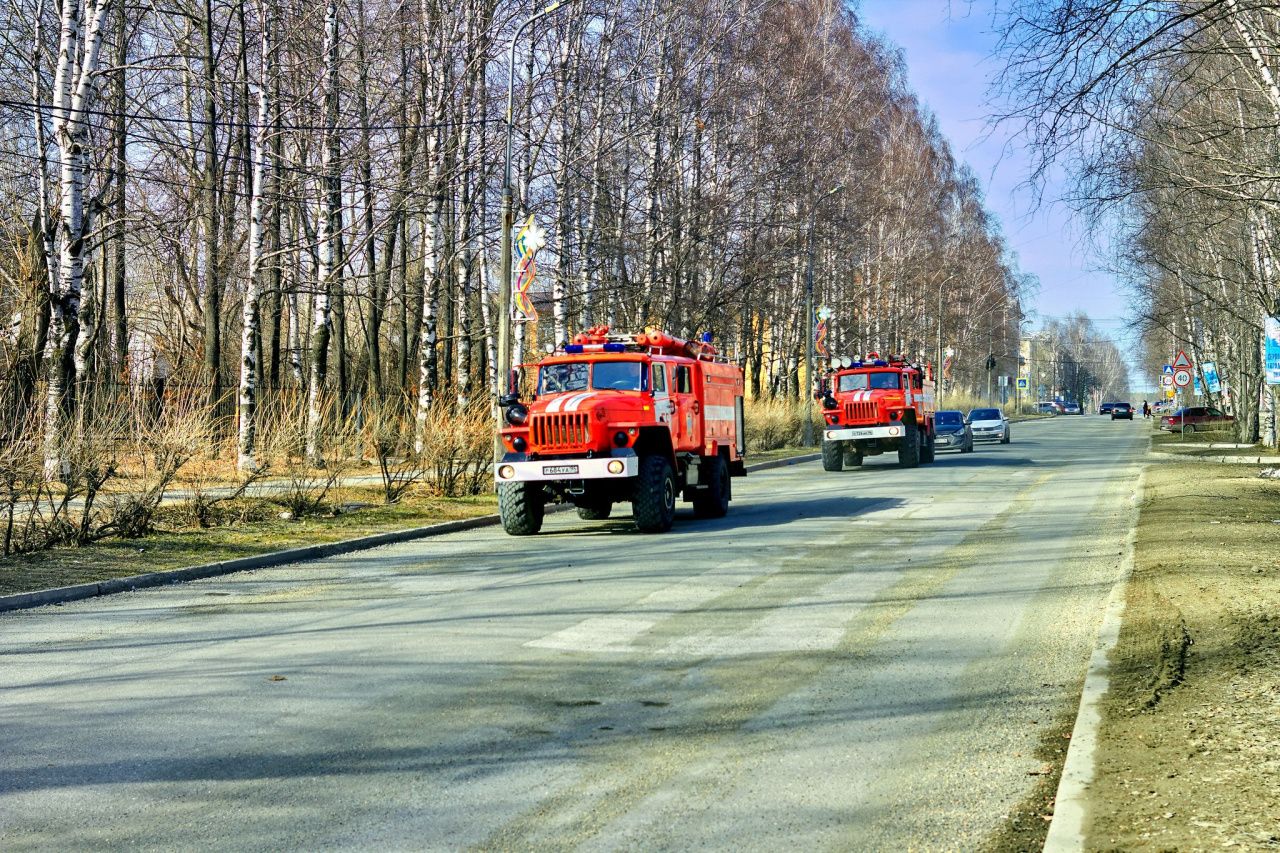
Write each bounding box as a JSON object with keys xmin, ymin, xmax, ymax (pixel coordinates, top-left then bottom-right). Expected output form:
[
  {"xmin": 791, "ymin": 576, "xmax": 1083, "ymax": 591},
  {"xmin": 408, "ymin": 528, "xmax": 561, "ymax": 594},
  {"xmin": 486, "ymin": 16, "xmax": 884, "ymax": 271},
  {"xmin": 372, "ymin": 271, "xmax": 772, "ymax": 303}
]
[{"xmin": 1142, "ymin": 400, "xmax": 1151, "ymax": 419}]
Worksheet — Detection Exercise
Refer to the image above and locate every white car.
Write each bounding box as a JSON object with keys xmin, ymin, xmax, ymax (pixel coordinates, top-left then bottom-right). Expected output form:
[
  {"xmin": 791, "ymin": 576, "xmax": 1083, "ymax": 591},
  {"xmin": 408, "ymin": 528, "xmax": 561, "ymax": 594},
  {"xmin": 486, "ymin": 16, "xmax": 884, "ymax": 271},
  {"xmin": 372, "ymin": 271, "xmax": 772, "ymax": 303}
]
[{"xmin": 967, "ymin": 407, "xmax": 1011, "ymax": 444}]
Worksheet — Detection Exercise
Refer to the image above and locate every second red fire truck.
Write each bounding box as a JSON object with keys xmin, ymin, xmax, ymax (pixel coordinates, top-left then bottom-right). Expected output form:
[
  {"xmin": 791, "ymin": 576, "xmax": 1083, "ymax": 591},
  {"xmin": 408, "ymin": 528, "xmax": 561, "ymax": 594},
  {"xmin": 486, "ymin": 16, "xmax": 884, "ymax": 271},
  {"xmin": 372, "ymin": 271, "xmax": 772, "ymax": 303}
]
[
  {"xmin": 495, "ymin": 327, "xmax": 747, "ymax": 535},
  {"xmin": 818, "ymin": 353, "xmax": 937, "ymax": 471}
]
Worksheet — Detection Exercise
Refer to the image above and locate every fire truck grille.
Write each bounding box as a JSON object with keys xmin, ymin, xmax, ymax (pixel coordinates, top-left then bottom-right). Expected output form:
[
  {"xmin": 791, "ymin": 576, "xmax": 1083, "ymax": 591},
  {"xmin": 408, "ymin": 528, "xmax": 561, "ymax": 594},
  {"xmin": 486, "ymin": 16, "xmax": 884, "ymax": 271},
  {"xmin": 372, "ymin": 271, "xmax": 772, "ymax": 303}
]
[
  {"xmin": 843, "ymin": 400, "xmax": 878, "ymax": 423},
  {"xmin": 531, "ymin": 413, "xmax": 592, "ymax": 450}
]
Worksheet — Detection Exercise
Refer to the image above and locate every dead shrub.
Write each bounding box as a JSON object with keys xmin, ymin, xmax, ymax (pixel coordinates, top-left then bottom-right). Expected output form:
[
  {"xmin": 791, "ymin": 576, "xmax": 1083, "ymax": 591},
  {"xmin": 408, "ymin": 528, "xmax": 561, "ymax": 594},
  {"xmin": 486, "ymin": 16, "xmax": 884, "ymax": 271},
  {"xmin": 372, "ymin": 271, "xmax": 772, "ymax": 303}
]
[
  {"xmin": 366, "ymin": 393, "xmax": 428, "ymax": 504},
  {"xmin": 416, "ymin": 402, "xmax": 491, "ymax": 497},
  {"xmin": 262, "ymin": 394, "xmax": 349, "ymax": 518}
]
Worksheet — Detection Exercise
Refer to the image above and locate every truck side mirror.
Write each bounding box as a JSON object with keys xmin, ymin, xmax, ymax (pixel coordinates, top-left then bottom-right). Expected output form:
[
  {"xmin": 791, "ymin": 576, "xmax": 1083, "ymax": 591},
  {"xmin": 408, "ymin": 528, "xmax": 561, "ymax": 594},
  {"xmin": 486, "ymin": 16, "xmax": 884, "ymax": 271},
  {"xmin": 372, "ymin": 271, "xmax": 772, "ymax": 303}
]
[{"xmin": 500, "ymin": 368, "xmax": 523, "ymax": 407}]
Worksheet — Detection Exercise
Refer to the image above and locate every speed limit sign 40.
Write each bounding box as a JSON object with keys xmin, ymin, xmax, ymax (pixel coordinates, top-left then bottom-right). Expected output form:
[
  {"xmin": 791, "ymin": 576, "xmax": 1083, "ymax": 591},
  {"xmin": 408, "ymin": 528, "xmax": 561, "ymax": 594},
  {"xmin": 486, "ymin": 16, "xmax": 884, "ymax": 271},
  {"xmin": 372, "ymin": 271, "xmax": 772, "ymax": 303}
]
[{"xmin": 1173, "ymin": 368, "xmax": 1192, "ymax": 388}]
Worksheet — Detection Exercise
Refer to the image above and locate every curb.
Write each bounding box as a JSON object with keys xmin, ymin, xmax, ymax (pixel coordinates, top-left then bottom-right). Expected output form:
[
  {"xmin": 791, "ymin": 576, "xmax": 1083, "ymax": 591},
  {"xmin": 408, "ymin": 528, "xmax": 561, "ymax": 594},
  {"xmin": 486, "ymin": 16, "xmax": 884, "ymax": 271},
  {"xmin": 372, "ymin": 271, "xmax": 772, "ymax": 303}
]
[
  {"xmin": 1044, "ymin": 466, "xmax": 1146, "ymax": 851},
  {"xmin": 0, "ymin": 452, "xmax": 820, "ymax": 615},
  {"xmin": 1148, "ymin": 450, "xmax": 1280, "ymax": 464}
]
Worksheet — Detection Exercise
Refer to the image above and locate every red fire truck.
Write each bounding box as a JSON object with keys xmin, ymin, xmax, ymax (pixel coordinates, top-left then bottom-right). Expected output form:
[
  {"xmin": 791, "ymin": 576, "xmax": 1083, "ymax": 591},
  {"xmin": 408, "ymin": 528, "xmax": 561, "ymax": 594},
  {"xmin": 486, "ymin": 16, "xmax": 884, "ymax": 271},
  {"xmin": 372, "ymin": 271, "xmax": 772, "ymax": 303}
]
[
  {"xmin": 495, "ymin": 326, "xmax": 747, "ymax": 535},
  {"xmin": 818, "ymin": 353, "xmax": 936, "ymax": 470}
]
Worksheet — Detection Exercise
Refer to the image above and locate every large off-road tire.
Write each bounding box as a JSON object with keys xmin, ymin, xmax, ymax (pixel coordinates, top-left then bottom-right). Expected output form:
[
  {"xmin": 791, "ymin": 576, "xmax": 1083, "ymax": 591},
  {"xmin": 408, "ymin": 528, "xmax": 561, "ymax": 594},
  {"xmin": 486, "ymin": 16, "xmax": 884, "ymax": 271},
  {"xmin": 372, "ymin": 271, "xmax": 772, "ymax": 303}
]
[
  {"xmin": 897, "ymin": 423, "xmax": 921, "ymax": 468},
  {"xmin": 843, "ymin": 447, "xmax": 863, "ymax": 467},
  {"xmin": 633, "ymin": 455, "xmax": 677, "ymax": 533},
  {"xmin": 921, "ymin": 429, "xmax": 936, "ymax": 463},
  {"xmin": 693, "ymin": 455, "xmax": 730, "ymax": 519},
  {"xmin": 822, "ymin": 439, "xmax": 844, "ymax": 472},
  {"xmin": 577, "ymin": 501, "xmax": 612, "ymax": 521},
  {"xmin": 498, "ymin": 481, "xmax": 545, "ymax": 535}
]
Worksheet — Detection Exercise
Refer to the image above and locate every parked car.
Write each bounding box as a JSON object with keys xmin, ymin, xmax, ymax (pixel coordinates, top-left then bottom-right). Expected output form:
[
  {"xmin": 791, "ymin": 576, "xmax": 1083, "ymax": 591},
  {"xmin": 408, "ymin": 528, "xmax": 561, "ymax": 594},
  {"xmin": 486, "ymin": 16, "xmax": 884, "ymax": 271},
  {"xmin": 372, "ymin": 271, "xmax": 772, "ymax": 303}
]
[
  {"xmin": 1063, "ymin": 402, "xmax": 1081, "ymax": 415},
  {"xmin": 1099, "ymin": 402, "xmax": 1117, "ymax": 415},
  {"xmin": 1034, "ymin": 401, "xmax": 1060, "ymax": 415},
  {"xmin": 968, "ymin": 407, "xmax": 1011, "ymax": 443},
  {"xmin": 934, "ymin": 410, "xmax": 974, "ymax": 453},
  {"xmin": 1159, "ymin": 406, "xmax": 1234, "ymax": 432},
  {"xmin": 1111, "ymin": 402, "xmax": 1134, "ymax": 420}
]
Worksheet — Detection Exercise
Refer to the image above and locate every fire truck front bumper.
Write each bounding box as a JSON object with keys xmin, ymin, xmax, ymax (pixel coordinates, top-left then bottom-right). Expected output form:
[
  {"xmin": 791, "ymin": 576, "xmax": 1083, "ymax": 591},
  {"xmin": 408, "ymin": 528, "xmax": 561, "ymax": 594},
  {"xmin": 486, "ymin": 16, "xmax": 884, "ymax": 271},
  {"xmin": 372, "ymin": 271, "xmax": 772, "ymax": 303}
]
[
  {"xmin": 823, "ymin": 425, "xmax": 908, "ymax": 442},
  {"xmin": 495, "ymin": 455, "xmax": 640, "ymax": 483}
]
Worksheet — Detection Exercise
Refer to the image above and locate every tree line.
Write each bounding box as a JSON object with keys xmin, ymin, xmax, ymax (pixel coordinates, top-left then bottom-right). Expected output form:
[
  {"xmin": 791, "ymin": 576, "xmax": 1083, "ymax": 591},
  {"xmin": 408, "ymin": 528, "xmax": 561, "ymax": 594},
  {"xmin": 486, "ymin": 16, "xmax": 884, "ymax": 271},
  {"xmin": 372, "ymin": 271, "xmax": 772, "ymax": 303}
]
[
  {"xmin": 0, "ymin": 0, "xmax": 1029, "ymax": 472},
  {"xmin": 997, "ymin": 0, "xmax": 1280, "ymax": 444}
]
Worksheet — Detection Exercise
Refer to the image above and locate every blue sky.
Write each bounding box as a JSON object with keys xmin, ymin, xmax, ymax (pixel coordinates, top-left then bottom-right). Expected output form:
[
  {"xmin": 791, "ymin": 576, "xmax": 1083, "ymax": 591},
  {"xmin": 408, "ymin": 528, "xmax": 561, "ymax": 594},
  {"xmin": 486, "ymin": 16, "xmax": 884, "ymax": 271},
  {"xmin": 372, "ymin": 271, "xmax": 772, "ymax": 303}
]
[{"xmin": 856, "ymin": 1, "xmax": 1148, "ymax": 387}]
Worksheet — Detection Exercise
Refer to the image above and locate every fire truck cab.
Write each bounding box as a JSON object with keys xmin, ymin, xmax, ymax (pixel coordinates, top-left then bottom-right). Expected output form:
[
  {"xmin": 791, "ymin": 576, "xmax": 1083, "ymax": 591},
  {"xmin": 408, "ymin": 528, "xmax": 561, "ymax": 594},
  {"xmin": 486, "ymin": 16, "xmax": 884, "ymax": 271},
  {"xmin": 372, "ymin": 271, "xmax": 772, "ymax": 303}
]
[
  {"xmin": 818, "ymin": 353, "xmax": 936, "ymax": 471},
  {"xmin": 495, "ymin": 326, "xmax": 746, "ymax": 535}
]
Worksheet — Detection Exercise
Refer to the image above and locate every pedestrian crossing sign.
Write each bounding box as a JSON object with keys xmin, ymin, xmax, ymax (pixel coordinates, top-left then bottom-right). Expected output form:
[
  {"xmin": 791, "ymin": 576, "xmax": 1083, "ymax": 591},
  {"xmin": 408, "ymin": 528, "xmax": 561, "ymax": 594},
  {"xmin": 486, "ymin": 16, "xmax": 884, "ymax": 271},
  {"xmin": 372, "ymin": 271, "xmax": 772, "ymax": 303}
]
[{"xmin": 1016, "ymin": 377, "xmax": 1028, "ymax": 390}]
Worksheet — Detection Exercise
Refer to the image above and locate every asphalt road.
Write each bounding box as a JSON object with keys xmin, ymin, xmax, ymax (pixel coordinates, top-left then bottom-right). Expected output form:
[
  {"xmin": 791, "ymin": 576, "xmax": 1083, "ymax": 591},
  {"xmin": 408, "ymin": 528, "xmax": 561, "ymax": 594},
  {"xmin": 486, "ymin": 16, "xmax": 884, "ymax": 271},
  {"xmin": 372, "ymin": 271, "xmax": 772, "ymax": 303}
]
[{"xmin": 0, "ymin": 416, "xmax": 1147, "ymax": 850}]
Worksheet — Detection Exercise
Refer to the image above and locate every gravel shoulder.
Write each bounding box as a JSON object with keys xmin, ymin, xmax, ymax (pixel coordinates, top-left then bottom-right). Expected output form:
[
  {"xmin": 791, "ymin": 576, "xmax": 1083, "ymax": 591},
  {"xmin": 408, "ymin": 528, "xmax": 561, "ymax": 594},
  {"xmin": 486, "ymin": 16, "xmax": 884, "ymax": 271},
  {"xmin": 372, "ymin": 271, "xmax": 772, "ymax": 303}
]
[{"xmin": 1086, "ymin": 459, "xmax": 1280, "ymax": 849}]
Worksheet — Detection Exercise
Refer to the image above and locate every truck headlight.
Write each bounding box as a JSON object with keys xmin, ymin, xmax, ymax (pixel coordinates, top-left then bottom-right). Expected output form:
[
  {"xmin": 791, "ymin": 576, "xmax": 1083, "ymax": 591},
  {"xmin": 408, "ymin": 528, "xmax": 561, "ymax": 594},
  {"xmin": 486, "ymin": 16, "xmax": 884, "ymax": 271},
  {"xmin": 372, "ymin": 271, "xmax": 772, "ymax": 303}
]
[
  {"xmin": 497, "ymin": 465, "xmax": 515, "ymax": 479},
  {"xmin": 606, "ymin": 460, "xmax": 625, "ymax": 474}
]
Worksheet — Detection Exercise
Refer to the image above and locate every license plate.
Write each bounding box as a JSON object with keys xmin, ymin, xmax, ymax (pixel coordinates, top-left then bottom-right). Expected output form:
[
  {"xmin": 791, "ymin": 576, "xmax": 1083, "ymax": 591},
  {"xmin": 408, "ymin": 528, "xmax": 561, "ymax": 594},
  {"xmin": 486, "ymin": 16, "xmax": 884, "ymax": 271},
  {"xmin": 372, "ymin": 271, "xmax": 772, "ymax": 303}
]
[
  {"xmin": 542, "ymin": 464, "xmax": 579, "ymax": 476},
  {"xmin": 844, "ymin": 429, "xmax": 875, "ymax": 437}
]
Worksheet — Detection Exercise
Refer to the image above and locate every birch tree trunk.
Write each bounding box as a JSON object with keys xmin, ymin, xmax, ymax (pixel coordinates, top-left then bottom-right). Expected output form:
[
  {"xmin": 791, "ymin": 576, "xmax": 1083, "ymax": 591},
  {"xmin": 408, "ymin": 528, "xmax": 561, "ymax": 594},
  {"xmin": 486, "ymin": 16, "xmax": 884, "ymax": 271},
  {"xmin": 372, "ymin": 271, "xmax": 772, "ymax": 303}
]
[
  {"xmin": 306, "ymin": 0, "xmax": 339, "ymax": 466},
  {"xmin": 237, "ymin": 7, "xmax": 272, "ymax": 470},
  {"xmin": 43, "ymin": 0, "xmax": 112, "ymax": 478}
]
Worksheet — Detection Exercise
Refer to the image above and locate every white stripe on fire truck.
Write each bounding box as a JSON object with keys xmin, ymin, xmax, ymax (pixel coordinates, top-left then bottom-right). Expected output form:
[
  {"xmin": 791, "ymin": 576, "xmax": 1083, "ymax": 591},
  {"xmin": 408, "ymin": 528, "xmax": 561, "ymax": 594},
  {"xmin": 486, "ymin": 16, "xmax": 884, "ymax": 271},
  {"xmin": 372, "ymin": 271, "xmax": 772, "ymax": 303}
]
[
  {"xmin": 564, "ymin": 392, "xmax": 594, "ymax": 412},
  {"xmin": 545, "ymin": 395, "xmax": 566, "ymax": 413}
]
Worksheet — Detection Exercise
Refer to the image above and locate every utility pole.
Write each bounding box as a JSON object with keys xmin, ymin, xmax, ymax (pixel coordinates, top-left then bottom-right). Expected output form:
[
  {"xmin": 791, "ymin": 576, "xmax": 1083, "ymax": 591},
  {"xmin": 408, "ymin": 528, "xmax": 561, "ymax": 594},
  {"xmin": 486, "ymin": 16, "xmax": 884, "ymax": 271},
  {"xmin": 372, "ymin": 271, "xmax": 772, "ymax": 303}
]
[
  {"xmin": 803, "ymin": 184, "xmax": 843, "ymax": 447},
  {"xmin": 495, "ymin": 1, "xmax": 576, "ymax": 460}
]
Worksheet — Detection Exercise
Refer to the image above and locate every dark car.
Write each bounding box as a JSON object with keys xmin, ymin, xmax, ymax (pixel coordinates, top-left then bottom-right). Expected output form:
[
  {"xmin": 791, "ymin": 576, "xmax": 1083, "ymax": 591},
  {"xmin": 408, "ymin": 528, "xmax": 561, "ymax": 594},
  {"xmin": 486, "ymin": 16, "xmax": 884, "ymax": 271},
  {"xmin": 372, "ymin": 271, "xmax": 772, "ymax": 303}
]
[
  {"xmin": 1159, "ymin": 406, "xmax": 1234, "ymax": 433},
  {"xmin": 1111, "ymin": 402, "xmax": 1134, "ymax": 420},
  {"xmin": 1099, "ymin": 402, "xmax": 1117, "ymax": 415},
  {"xmin": 934, "ymin": 410, "xmax": 973, "ymax": 453}
]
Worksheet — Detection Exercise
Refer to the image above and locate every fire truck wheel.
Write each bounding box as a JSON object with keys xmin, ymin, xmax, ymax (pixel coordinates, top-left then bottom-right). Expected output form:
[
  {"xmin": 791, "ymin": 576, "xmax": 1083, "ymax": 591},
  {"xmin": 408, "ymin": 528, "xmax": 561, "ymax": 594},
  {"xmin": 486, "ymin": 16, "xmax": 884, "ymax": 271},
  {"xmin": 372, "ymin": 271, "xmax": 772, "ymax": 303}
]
[
  {"xmin": 897, "ymin": 424, "xmax": 921, "ymax": 468},
  {"xmin": 498, "ymin": 482, "xmax": 545, "ymax": 535},
  {"xmin": 821, "ymin": 439, "xmax": 844, "ymax": 472},
  {"xmin": 577, "ymin": 501, "xmax": 612, "ymax": 521},
  {"xmin": 921, "ymin": 430, "xmax": 936, "ymax": 464},
  {"xmin": 634, "ymin": 455, "xmax": 677, "ymax": 533},
  {"xmin": 693, "ymin": 455, "xmax": 730, "ymax": 518}
]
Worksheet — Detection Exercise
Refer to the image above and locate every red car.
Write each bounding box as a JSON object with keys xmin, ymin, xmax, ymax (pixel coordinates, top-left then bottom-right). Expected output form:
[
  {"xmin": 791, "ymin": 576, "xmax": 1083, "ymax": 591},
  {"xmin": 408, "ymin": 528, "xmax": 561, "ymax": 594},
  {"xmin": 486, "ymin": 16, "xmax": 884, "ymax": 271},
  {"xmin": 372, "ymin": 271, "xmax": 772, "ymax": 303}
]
[{"xmin": 1159, "ymin": 406, "xmax": 1234, "ymax": 433}]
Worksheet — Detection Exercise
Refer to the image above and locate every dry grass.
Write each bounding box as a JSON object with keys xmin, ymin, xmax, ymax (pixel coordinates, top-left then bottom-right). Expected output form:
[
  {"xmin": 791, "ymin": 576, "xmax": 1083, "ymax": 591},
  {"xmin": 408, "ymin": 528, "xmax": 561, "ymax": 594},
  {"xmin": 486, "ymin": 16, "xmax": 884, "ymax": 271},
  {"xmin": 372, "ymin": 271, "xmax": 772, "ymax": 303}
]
[{"xmin": 743, "ymin": 397, "xmax": 820, "ymax": 452}]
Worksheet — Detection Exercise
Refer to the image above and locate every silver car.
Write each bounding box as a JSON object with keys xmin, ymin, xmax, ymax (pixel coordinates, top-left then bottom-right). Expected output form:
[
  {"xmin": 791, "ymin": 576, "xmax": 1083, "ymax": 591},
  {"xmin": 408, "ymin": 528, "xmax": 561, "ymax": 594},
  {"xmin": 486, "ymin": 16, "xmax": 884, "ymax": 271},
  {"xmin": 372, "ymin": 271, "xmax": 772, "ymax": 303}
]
[{"xmin": 967, "ymin": 407, "xmax": 1011, "ymax": 444}]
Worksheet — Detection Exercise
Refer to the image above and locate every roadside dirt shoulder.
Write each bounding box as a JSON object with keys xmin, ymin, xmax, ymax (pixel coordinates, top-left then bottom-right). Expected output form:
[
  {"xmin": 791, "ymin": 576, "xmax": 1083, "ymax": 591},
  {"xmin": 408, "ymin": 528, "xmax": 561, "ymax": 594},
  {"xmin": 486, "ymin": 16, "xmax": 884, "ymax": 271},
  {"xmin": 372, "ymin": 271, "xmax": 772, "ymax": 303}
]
[{"xmin": 1087, "ymin": 461, "xmax": 1280, "ymax": 849}]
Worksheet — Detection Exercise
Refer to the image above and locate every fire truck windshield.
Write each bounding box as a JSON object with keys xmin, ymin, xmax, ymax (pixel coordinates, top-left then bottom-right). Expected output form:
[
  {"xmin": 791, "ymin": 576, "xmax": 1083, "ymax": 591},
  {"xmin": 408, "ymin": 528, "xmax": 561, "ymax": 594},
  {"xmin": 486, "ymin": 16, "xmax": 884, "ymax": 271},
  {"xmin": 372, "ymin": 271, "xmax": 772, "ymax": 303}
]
[
  {"xmin": 538, "ymin": 361, "xmax": 646, "ymax": 394},
  {"xmin": 837, "ymin": 371, "xmax": 901, "ymax": 392}
]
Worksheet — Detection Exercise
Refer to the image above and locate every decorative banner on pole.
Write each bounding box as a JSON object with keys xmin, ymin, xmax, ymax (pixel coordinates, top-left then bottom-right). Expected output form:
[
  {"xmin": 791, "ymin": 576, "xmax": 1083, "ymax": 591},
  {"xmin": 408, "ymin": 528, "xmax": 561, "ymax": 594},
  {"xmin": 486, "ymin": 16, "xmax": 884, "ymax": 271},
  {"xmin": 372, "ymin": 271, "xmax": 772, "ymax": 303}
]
[
  {"xmin": 1266, "ymin": 317, "xmax": 1280, "ymax": 385},
  {"xmin": 1201, "ymin": 360, "xmax": 1222, "ymax": 394},
  {"xmin": 815, "ymin": 306, "xmax": 831, "ymax": 356},
  {"xmin": 513, "ymin": 215, "xmax": 546, "ymax": 321}
]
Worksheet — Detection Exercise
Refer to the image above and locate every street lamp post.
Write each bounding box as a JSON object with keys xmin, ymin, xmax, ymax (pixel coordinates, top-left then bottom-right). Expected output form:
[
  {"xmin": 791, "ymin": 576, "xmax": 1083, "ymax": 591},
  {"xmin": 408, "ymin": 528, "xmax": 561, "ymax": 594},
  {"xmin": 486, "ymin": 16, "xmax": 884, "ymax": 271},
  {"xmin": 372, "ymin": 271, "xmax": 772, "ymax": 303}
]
[
  {"xmin": 495, "ymin": 1, "xmax": 574, "ymax": 459},
  {"xmin": 933, "ymin": 273, "xmax": 954, "ymax": 404},
  {"xmin": 803, "ymin": 185, "xmax": 843, "ymax": 448}
]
